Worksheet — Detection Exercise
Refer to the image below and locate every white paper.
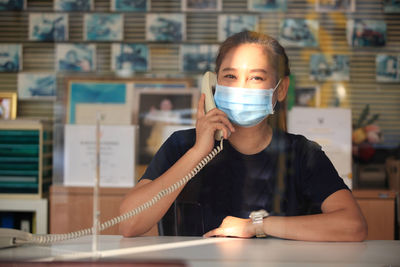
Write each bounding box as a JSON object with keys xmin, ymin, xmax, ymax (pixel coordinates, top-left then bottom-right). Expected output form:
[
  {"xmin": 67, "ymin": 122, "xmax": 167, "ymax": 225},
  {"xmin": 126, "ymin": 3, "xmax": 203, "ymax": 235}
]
[
  {"xmin": 64, "ymin": 124, "xmax": 136, "ymax": 187},
  {"xmin": 288, "ymin": 107, "xmax": 352, "ymax": 189}
]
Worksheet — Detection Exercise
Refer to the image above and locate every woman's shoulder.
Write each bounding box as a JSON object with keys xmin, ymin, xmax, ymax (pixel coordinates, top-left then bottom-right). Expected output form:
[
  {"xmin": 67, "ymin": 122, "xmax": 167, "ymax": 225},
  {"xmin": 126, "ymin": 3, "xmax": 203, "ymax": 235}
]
[
  {"xmin": 275, "ymin": 130, "xmax": 322, "ymax": 152},
  {"xmin": 167, "ymin": 127, "xmax": 196, "ymax": 148}
]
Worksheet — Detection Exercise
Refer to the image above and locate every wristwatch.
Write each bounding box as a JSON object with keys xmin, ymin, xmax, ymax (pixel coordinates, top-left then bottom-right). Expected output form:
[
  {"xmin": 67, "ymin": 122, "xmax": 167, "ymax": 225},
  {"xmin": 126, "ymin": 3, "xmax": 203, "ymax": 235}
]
[{"xmin": 249, "ymin": 209, "xmax": 269, "ymax": 238}]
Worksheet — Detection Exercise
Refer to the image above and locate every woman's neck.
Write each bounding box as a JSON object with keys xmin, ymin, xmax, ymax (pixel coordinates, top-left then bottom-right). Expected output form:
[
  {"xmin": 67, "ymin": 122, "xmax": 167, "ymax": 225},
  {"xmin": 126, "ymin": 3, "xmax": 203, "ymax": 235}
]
[{"xmin": 228, "ymin": 121, "xmax": 273, "ymax": 155}]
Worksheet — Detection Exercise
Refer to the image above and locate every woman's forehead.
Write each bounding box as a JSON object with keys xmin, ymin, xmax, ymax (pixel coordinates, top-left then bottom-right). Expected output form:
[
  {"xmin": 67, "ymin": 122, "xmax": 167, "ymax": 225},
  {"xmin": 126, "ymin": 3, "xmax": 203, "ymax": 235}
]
[{"xmin": 220, "ymin": 43, "xmax": 272, "ymax": 71}]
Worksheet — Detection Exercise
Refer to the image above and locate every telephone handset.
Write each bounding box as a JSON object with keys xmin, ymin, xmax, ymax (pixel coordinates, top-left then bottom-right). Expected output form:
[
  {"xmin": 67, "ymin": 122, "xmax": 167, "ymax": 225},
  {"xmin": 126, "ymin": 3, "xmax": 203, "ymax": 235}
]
[
  {"xmin": 0, "ymin": 72, "xmax": 225, "ymax": 249},
  {"xmin": 201, "ymin": 71, "xmax": 223, "ymax": 141}
]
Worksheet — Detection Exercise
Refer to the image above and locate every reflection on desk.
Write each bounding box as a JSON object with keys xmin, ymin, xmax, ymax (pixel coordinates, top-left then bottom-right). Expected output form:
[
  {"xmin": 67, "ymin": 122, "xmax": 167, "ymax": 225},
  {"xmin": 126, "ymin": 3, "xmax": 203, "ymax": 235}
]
[{"xmin": 0, "ymin": 236, "xmax": 399, "ymax": 267}]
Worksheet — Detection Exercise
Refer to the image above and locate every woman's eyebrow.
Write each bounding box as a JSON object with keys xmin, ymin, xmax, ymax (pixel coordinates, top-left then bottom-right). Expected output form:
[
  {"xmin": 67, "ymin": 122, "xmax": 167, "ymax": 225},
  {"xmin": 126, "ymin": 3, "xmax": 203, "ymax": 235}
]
[
  {"xmin": 249, "ymin": 69, "xmax": 268, "ymax": 74},
  {"xmin": 221, "ymin": 67, "xmax": 236, "ymax": 72}
]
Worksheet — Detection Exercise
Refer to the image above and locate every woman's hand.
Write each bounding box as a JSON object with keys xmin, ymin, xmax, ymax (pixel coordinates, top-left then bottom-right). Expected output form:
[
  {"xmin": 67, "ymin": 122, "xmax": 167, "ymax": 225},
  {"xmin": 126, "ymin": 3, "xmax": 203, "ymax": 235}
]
[
  {"xmin": 203, "ymin": 216, "xmax": 256, "ymax": 238},
  {"xmin": 192, "ymin": 93, "xmax": 235, "ymax": 157}
]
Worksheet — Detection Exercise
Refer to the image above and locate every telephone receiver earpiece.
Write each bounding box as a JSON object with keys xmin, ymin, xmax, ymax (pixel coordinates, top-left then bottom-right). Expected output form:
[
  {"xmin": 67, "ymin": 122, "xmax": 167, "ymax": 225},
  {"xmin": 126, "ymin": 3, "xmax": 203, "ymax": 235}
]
[{"xmin": 201, "ymin": 71, "xmax": 223, "ymax": 141}]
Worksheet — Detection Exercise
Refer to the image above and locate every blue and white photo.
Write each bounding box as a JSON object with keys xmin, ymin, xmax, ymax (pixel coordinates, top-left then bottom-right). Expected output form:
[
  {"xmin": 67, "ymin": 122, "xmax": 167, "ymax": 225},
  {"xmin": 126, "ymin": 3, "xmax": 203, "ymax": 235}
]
[
  {"xmin": 0, "ymin": 44, "xmax": 22, "ymax": 72},
  {"xmin": 146, "ymin": 14, "xmax": 186, "ymax": 42},
  {"xmin": 180, "ymin": 44, "xmax": 219, "ymax": 72},
  {"xmin": 315, "ymin": 0, "xmax": 355, "ymax": 12},
  {"xmin": 218, "ymin": 15, "xmax": 258, "ymax": 42},
  {"xmin": 383, "ymin": 0, "xmax": 400, "ymax": 13},
  {"xmin": 182, "ymin": 0, "xmax": 221, "ymax": 11},
  {"xmin": 310, "ymin": 54, "xmax": 349, "ymax": 81},
  {"xmin": 279, "ymin": 19, "xmax": 319, "ymax": 47},
  {"xmin": 29, "ymin": 13, "xmax": 68, "ymax": 41},
  {"xmin": 54, "ymin": 0, "xmax": 92, "ymax": 11},
  {"xmin": 0, "ymin": 0, "xmax": 25, "ymax": 10},
  {"xmin": 111, "ymin": 43, "xmax": 148, "ymax": 72},
  {"xmin": 56, "ymin": 44, "xmax": 96, "ymax": 72},
  {"xmin": 248, "ymin": 0, "xmax": 286, "ymax": 12},
  {"xmin": 376, "ymin": 54, "xmax": 399, "ymax": 82},
  {"xmin": 84, "ymin": 14, "xmax": 123, "ymax": 41},
  {"xmin": 112, "ymin": 0, "xmax": 148, "ymax": 11},
  {"xmin": 18, "ymin": 73, "xmax": 56, "ymax": 100},
  {"xmin": 347, "ymin": 19, "xmax": 386, "ymax": 47}
]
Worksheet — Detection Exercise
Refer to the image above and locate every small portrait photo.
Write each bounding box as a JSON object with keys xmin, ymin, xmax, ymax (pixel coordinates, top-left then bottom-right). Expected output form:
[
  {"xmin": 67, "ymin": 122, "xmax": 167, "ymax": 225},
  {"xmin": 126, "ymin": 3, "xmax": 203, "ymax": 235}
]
[
  {"xmin": 0, "ymin": 92, "xmax": 17, "ymax": 120},
  {"xmin": 111, "ymin": 0, "xmax": 148, "ymax": 11},
  {"xmin": 111, "ymin": 43, "xmax": 149, "ymax": 72},
  {"xmin": 295, "ymin": 87, "xmax": 320, "ymax": 107},
  {"xmin": 0, "ymin": 0, "xmax": 25, "ymax": 10},
  {"xmin": 310, "ymin": 54, "xmax": 350, "ymax": 82},
  {"xmin": 383, "ymin": 0, "xmax": 400, "ymax": 13},
  {"xmin": 182, "ymin": 0, "xmax": 222, "ymax": 11},
  {"xmin": 346, "ymin": 19, "xmax": 386, "ymax": 47},
  {"xmin": 56, "ymin": 44, "xmax": 96, "ymax": 72},
  {"xmin": 136, "ymin": 89, "xmax": 197, "ymax": 164},
  {"xmin": 218, "ymin": 15, "xmax": 259, "ymax": 42},
  {"xmin": 0, "ymin": 44, "xmax": 22, "ymax": 72},
  {"xmin": 180, "ymin": 44, "xmax": 219, "ymax": 72},
  {"xmin": 18, "ymin": 73, "xmax": 56, "ymax": 100},
  {"xmin": 54, "ymin": 0, "xmax": 92, "ymax": 11},
  {"xmin": 84, "ymin": 14, "xmax": 123, "ymax": 41},
  {"xmin": 376, "ymin": 54, "xmax": 399, "ymax": 82},
  {"xmin": 29, "ymin": 13, "xmax": 68, "ymax": 41},
  {"xmin": 146, "ymin": 14, "xmax": 186, "ymax": 42},
  {"xmin": 279, "ymin": 18, "xmax": 319, "ymax": 47},
  {"xmin": 248, "ymin": 0, "xmax": 287, "ymax": 12},
  {"xmin": 315, "ymin": 0, "xmax": 355, "ymax": 12}
]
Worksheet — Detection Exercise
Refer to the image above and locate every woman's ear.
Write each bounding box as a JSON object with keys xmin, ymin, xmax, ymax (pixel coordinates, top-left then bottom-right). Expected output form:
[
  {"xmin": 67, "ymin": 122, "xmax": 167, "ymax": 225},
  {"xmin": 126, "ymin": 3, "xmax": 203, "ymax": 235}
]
[{"xmin": 277, "ymin": 76, "xmax": 290, "ymax": 102}]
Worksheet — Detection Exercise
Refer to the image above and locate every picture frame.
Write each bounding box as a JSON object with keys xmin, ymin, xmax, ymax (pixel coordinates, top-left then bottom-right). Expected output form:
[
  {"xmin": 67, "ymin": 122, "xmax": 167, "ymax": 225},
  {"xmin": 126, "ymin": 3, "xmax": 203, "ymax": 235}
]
[
  {"xmin": 248, "ymin": 0, "xmax": 286, "ymax": 12},
  {"xmin": 376, "ymin": 54, "xmax": 399, "ymax": 83},
  {"xmin": 111, "ymin": 43, "xmax": 149, "ymax": 73},
  {"xmin": 29, "ymin": 13, "xmax": 68, "ymax": 41},
  {"xmin": 0, "ymin": 92, "xmax": 17, "ymax": 119},
  {"xmin": 279, "ymin": 19, "xmax": 319, "ymax": 47},
  {"xmin": 18, "ymin": 73, "xmax": 56, "ymax": 100},
  {"xmin": 56, "ymin": 43, "xmax": 96, "ymax": 72},
  {"xmin": 111, "ymin": 0, "xmax": 148, "ymax": 11},
  {"xmin": 294, "ymin": 86, "xmax": 320, "ymax": 107},
  {"xmin": 383, "ymin": 0, "xmax": 400, "ymax": 13},
  {"xmin": 218, "ymin": 15, "xmax": 259, "ymax": 42},
  {"xmin": 0, "ymin": 44, "xmax": 22, "ymax": 72},
  {"xmin": 315, "ymin": 0, "xmax": 355, "ymax": 12},
  {"xmin": 84, "ymin": 14, "xmax": 123, "ymax": 41},
  {"xmin": 0, "ymin": 0, "xmax": 25, "ymax": 11},
  {"xmin": 310, "ymin": 54, "xmax": 350, "ymax": 82},
  {"xmin": 346, "ymin": 19, "xmax": 386, "ymax": 47},
  {"xmin": 182, "ymin": 0, "xmax": 222, "ymax": 12},
  {"xmin": 180, "ymin": 44, "xmax": 219, "ymax": 72},
  {"xmin": 146, "ymin": 14, "xmax": 186, "ymax": 42},
  {"xmin": 54, "ymin": 0, "xmax": 93, "ymax": 11}
]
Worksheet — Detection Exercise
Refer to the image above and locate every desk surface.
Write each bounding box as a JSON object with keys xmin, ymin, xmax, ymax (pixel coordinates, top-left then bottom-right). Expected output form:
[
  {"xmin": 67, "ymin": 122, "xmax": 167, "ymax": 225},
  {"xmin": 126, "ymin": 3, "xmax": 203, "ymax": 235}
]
[{"xmin": 0, "ymin": 236, "xmax": 399, "ymax": 267}]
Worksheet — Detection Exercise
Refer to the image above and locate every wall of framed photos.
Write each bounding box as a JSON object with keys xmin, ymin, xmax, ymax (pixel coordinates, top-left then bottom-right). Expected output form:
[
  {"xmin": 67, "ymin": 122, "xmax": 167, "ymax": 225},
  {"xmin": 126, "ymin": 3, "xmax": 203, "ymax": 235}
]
[{"xmin": 0, "ymin": 0, "xmax": 399, "ymax": 148}]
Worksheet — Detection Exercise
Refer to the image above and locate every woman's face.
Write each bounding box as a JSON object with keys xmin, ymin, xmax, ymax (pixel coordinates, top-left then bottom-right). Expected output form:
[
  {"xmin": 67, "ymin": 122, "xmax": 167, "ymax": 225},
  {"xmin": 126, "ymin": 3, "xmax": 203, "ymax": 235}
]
[{"xmin": 217, "ymin": 43, "xmax": 277, "ymax": 90}]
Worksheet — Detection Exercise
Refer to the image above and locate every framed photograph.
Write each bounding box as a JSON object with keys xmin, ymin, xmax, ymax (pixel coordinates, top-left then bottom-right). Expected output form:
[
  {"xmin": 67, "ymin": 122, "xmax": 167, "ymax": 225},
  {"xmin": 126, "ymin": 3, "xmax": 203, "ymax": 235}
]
[
  {"xmin": 29, "ymin": 13, "xmax": 68, "ymax": 41},
  {"xmin": 111, "ymin": 0, "xmax": 148, "ymax": 11},
  {"xmin": 84, "ymin": 14, "xmax": 123, "ymax": 41},
  {"xmin": 146, "ymin": 14, "xmax": 186, "ymax": 42},
  {"xmin": 279, "ymin": 19, "xmax": 319, "ymax": 47},
  {"xmin": 383, "ymin": 0, "xmax": 400, "ymax": 13},
  {"xmin": 56, "ymin": 43, "xmax": 96, "ymax": 72},
  {"xmin": 346, "ymin": 19, "xmax": 386, "ymax": 47},
  {"xmin": 54, "ymin": 0, "xmax": 92, "ymax": 11},
  {"xmin": 315, "ymin": 0, "xmax": 355, "ymax": 12},
  {"xmin": 111, "ymin": 43, "xmax": 149, "ymax": 73},
  {"xmin": 134, "ymin": 88, "xmax": 198, "ymax": 164},
  {"xmin": 18, "ymin": 73, "xmax": 56, "ymax": 100},
  {"xmin": 248, "ymin": 0, "xmax": 286, "ymax": 12},
  {"xmin": 295, "ymin": 86, "xmax": 320, "ymax": 107},
  {"xmin": 182, "ymin": 0, "xmax": 222, "ymax": 11},
  {"xmin": 0, "ymin": 44, "xmax": 22, "ymax": 72},
  {"xmin": 218, "ymin": 15, "xmax": 259, "ymax": 42},
  {"xmin": 0, "ymin": 92, "xmax": 17, "ymax": 119},
  {"xmin": 0, "ymin": 0, "xmax": 25, "ymax": 10},
  {"xmin": 376, "ymin": 54, "xmax": 399, "ymax": 83},
  {"xmin": 180, "ymin": 44, "xmax": 219, "ymax": 72},
  {"xmin": 310, "ymin": 54, "xmax": 349, "ymax": 82}
]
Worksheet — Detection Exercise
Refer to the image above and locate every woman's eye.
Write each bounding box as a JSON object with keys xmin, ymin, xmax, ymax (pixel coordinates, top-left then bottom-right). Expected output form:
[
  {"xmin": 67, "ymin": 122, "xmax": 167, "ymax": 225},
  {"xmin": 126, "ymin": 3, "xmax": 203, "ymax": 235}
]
[
  {"xmin": 250, "ymin": 76, "xmax": 265, "ymax": 81},
  {"xmin": 224, "ymin": 74, "xmax": 236, "ymax": 79}
]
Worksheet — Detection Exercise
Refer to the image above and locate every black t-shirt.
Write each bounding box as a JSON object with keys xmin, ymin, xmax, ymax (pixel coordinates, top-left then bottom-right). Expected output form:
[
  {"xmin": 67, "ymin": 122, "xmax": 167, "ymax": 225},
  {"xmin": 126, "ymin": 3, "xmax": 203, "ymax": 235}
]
[{"xmin": 140, "ymin": 128, "xmax": 349, "ymax": 234}]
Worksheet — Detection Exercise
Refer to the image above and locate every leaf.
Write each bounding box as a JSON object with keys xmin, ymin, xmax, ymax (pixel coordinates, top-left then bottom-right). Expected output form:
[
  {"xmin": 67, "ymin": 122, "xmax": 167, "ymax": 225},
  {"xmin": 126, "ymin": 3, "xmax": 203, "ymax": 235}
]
[
  {"xmin": 366, "ymin": 114, "xmax": 380, "ymax": 125},
  {"xmin": 356, "ymin": 104, "xmax": 369, "ymax": 128}
]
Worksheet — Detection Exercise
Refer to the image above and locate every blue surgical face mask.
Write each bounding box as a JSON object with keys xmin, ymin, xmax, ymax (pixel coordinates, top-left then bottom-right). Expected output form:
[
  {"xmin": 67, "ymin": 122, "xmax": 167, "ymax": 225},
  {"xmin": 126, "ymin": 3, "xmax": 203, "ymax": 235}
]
[{"xmin": 214, "ymin": 79, "xmax": 282, "ymax": 127}]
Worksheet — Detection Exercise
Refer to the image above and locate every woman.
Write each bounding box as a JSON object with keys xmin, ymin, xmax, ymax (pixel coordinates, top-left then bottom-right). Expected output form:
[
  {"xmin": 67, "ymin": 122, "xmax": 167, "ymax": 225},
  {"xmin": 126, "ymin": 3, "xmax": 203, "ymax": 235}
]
[{"xmin": 119, "ymin": 31, "xmax": 367, "ymax": 241}]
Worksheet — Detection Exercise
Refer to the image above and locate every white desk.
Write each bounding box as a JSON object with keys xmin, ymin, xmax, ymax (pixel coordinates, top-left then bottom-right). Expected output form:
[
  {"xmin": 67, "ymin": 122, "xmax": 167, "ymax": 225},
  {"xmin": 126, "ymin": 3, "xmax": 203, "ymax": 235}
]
[{"xmin": 0, "ymin": 236, "xmax": 399, "ymax": 267}]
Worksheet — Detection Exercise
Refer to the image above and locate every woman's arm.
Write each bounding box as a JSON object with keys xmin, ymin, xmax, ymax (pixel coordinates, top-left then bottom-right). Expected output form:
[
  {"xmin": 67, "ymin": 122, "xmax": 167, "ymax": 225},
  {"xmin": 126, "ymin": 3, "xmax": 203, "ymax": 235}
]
[{"xmin": 204, "ymin": 189, "xmax": 368, "ymax": 241}]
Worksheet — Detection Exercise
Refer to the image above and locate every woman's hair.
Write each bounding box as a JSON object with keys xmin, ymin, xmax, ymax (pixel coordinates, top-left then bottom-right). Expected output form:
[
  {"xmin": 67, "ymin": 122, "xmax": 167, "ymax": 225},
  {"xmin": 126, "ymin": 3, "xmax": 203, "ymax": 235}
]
[{"xmin": 215, "ymin": 31, "xmax": 291, "ymax": 81}]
